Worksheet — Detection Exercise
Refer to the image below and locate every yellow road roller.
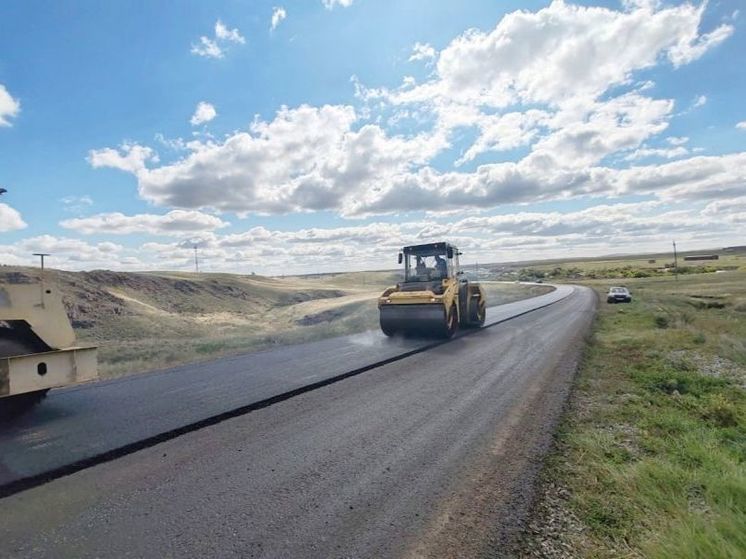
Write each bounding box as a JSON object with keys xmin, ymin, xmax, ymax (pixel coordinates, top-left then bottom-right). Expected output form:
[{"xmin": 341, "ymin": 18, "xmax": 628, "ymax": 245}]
[
  {"xmin": 378, "ymin": 242, "xmax": 486, "ymax": 338},
  {"xmin": 1, "ymin": 278, "xmax": 97, "ymax": 414}
]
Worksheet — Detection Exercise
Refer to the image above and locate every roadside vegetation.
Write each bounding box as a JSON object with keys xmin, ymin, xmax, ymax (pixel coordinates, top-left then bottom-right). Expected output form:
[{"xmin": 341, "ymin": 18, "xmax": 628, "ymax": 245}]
[
  {"xmin": 489, "ymin": 249, "xmax": 744, "ymax": 283},
  {"xmin": 0, "ymin": 266, "xmax": 547, "ymax": 378},
  {"xmin": 518, "ymin": 269, "xmax": 746, "ymax": 558}
]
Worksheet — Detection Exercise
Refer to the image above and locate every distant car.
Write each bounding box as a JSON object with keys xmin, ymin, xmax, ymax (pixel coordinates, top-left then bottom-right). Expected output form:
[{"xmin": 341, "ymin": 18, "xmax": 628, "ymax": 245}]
[{"xmin": 607, "ymin": 286, "xmax": 632, "ymax": 304}]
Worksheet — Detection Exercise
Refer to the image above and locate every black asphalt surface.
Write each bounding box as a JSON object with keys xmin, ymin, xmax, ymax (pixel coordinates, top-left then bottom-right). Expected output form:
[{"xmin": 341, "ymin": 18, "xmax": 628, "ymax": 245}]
[
  {"xmin": 1, "ymin": 285, "xmax": 594, "ymax": 558},
  {"xmin": 0, "ymin": 285, "xmax": 572, "ymax": 489}
]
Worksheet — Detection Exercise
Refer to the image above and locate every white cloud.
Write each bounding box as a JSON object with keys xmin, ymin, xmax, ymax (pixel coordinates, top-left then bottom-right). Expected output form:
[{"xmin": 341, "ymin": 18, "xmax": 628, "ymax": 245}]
[
  {"xmin": 9, "ymin": 193, "xmax": 746, "ymax": 273},
  {"xmin": 99, "ymin": 104, "xmax": 448, "ymax": 215},
  {"xmin": 348, "ymin": 150, "xmax": 746, "ymax": 216},
  {"xmin": 391, "ymin": 1, "xmax": 729, "ymax": 109},
  {"xmin": 737, "ymin": 122, "xmax": 746, "ymax": 130},
  {"xmin": 409, "ymin": 42, "xmax": 436, "ymax": 63},
  {"xmin": 456, "ymin": 109, "xmax": 548, "ymax": 165},
  {"xmin": 6, "ymin": 235, "xmax": 128, "ymax": 268},
  {"xmin": 191, "ymin": 20, "xmax": 245, "ymax": 59},
  {"xmin": 60, "ymin": 210, "xmax": 229, "ymax": 236},
  {"xmin": 87, "ymin": 143, "xmax": 158, "ymax": 174},
  {"xmin": 0, "ymin": 84, "xmax": 21, "ymax": 127},
  {"xmin": 530, "ymin": 93, "xmax": 673, "ymax": 168},
  {"xmin": 703, "ymin": 196, "xmax": 746, "ymax": 216},
  {"xmin": 191, "ymin": 36, "xmax": 223, "ymax": 59},
  {"xmin": 91, "ymin": 1, "xmax": 738, "ymax": 225},
  {"xmin": 625, "ymin": 146, "xmax": 689, "ymax": 161},
  {"xmin": 322, "ymin": 0, "xmax": 353, "ymax": 9},
  {"xmin": 271, "ymin": 7, "xmax": 287, "ymax": 31},
  {"xmin": 0, "ymin": 203, "xmax": 27, "ymax": 232},
  {"xmin": 668, "ymin": 20, "xmax": 734, "ymax": 67},
  {"xmin": 667, "ymin": 136, "xmax": 689, "ymax": 146},
  {"xmin": 692, "ymin": 94, "xmax": 708, "ymax": 109},
  {"xmin": 190, "ymin": 101, "xmax": 217, "ymax": 126},
  {"xmin": 215, "ymin": 20, "xmax": 245, "ymax": 44},
  {"xmin": 96, "ymin": 197, "xmax": 743, "ymax": 274},
  {"xmin": 60, "ymin": 195, "xmax": 94, "ymax": 214}
]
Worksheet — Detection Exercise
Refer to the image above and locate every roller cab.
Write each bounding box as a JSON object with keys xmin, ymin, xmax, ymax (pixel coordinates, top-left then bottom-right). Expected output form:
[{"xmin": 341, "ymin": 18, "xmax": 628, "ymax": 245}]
[{"xmin": 378, "ymin": 242, "xmax": 486, "ymax": 338}]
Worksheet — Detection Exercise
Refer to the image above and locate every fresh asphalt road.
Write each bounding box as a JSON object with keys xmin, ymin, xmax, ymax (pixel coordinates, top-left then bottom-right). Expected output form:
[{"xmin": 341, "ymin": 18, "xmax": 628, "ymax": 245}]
[
  {"xmin": 1, "ymin": 286, "xmax": 595, "ymax": 558},
  {"xmin": 0, "ymin": 285, "xmax": 572, "ymax": 488}
]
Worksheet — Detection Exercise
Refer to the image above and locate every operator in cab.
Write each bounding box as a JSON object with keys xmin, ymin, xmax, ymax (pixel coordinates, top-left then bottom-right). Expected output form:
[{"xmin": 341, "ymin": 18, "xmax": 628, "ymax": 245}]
[{"xmin": 434, "ymin": 255, "xmax": 447, "ymax": 278}]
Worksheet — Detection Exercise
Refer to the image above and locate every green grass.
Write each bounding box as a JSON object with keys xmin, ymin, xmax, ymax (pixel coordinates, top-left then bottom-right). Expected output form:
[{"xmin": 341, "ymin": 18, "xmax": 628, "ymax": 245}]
[{"xmin": 529, "ymin": 271, "xmax": 746, "ymax": 558}]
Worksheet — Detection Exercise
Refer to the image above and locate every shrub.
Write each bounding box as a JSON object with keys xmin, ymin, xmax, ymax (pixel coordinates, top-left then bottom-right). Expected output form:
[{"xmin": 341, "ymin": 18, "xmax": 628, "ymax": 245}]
[
  {"xmin": 701, "ymin": 394, "xmax": 740, "ymax": 428},
  {"xmin": 654, "ymin": 315, "xmax": 670, "ymax": 329}
]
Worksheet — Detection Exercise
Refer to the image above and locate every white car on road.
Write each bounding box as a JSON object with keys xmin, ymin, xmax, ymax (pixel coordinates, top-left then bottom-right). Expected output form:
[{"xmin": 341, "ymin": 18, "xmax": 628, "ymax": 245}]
[{"xmin": 607, "ymin": 286, "xmax": 632, "ymax": 304}]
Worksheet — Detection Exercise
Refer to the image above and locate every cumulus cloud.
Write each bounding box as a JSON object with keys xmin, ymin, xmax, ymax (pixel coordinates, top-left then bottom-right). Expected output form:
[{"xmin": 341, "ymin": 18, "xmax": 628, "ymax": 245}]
[
  {"xmin": 625, "ymin": 146, "xmax": 689, "ymax": 161},
  {"xmin": 703, "ymin": 196, "xmax": 746, "ymax": 216},
  {"xmin": 668, "ymin": 19, "xmax": 734, "ymax": 67},
  {"xmin": 0, "ymin": 84, "xmax": 21, "ymax": 127},
  {"xmin": 190, "ymin": 101, "xmax": 217, "ymax": 126},
  {"xmin": 60, "ymin": 210, "xmax": 229, "ymax": 236},
  {"xmin": 409, "ymin": 42, "xmax": 436, "ymax": 62},
  {"xmin": 87, "ymin": 143, "xmax": 158, "ymax": 174},
  {"xmin": 81, "ymin": 198, "xmax": 739, "ymax": 274},
  {"xmin": 322, "ymin": 0, "xmax": 353, "ymax": 9},
  {"xmin": 737, "ymin": 121, "xmax": 746, "ymax": 130},
  {"xmin": 347, "ymin": 149, "xmax": 746, "ymax": 216},
  {"xmin": 0, "ymin": 203, "xmax": 27, "ymax": 232},
  {"xmin": 192, "ymin": 20, "xmax": 245, "ymax": 58},
  {"xmin": 271, "ymin": 7, "xmax": 287, "ymax": 31},
  {"xmin": 530, "ymin": 93, "xmax": 673, "ymax": 168},
  {"xmin": 384, "ymin": 1, "xmax": 729, "ymax": 109},
  {"xmin": 89, "ymin": 1, "xmax": 737, "ymax": 224},
  {"xmin": 108, "ymin": 104, "xmax": 448, "ymax": 215},
  {"xmin": 9, "ymin": 193, "xmax": 746, "ymax": 273}
]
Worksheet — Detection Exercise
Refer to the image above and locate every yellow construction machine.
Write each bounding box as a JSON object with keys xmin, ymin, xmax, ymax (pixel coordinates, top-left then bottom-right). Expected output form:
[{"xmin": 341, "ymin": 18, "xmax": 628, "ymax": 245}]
[
  {"xmin": 378, "ymin": 242, "xmax": 486, "ymax": 338},
  {"xmin": 0, "ymin": 277, "xmax": 97, "ymax": 414}
]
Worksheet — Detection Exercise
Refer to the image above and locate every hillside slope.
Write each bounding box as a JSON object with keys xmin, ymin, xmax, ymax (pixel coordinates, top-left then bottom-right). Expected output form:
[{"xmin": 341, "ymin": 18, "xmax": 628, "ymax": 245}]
[{"xmin": 0, "ymin": 267, "xmax": 390, "ymax": 377}]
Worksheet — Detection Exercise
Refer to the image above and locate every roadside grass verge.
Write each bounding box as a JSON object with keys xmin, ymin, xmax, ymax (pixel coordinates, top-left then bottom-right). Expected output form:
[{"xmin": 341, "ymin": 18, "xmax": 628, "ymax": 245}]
[{"xmin": 519, "ymin": 272, "xmax": 746, "ymax": 558}]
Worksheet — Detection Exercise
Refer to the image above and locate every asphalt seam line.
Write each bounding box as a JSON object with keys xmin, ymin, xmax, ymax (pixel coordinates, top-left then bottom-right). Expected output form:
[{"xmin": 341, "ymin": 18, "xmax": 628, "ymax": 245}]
[{"xmin": 0, "ymin": 287, "xmax": 574, "ymax": 499}]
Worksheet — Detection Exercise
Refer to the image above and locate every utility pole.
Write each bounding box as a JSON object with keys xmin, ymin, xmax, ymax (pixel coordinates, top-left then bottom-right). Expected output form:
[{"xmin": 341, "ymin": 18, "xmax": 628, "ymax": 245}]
[
  {"xmin": 193, "ymin": 245, "xmax": 200, "ymax": 273},
  {"xmin": 33, "ymin": 252, "xmax": 50, "ymax": 307},
  {"xmin": 672, "ymin": 241, "xmax": 678, "ymax": 281}
]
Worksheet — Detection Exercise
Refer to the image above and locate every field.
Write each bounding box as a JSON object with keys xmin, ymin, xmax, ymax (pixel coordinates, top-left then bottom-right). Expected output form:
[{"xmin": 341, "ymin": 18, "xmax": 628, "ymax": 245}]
[
  {"xmin": 0, "ymin": 266, "xmax": 546, "ymax": 378},
  {"xmin": 516, "ymin": 268, "xmax": 746, "ymax": 558},
  {"xmin": 488, "ymin": 247, "xmax": 745, "ymax": 282}
]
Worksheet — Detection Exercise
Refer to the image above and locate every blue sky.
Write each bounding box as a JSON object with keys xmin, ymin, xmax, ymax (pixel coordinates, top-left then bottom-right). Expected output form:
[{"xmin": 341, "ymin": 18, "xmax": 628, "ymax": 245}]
[{"xmin": 1, "ymin": 0, "xmax": 745, "ymax": 274}]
